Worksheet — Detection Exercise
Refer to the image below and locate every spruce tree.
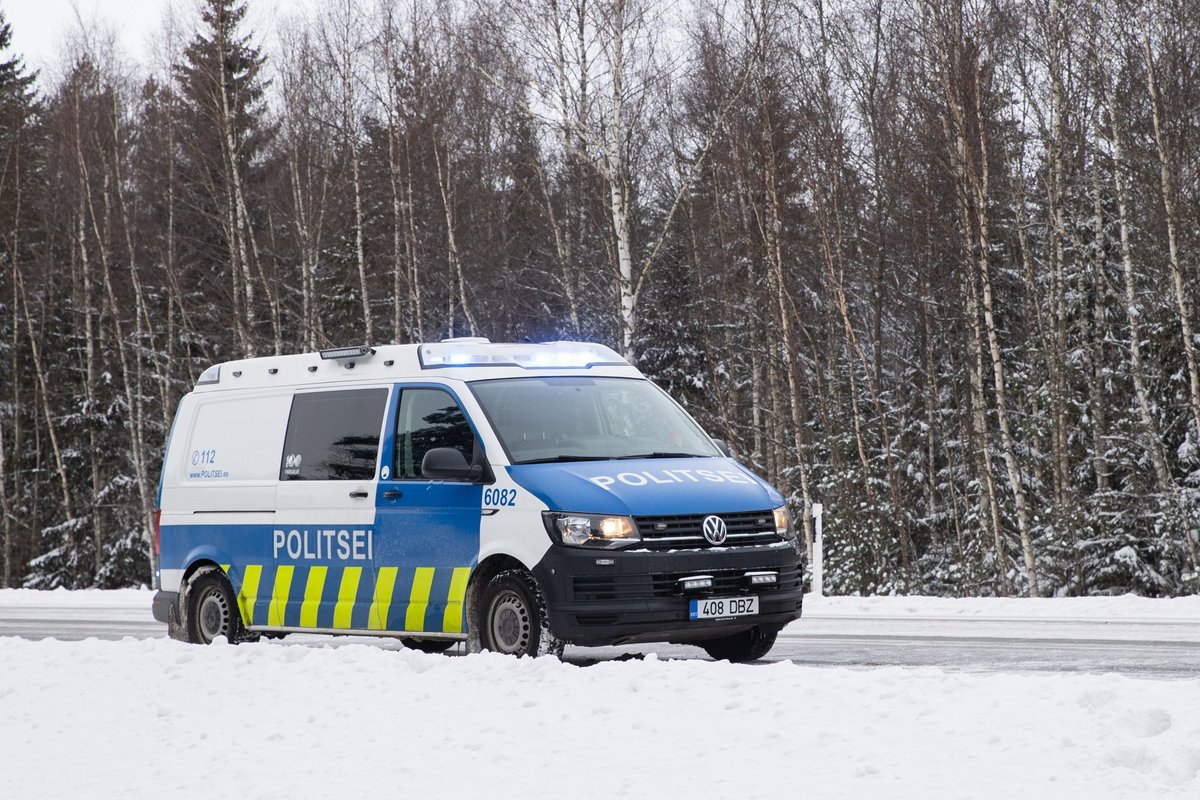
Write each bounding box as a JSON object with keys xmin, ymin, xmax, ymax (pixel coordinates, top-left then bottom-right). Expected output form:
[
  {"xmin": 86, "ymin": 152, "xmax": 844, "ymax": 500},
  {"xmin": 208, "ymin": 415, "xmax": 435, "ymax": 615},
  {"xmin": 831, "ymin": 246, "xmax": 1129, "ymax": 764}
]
[
  {"xmin": 172, "ymin": 0, "xmax": 273, "ymax": 357},
  {"xmin": 0, "ymin": 10, "xmax": 41, "ymax": 588},
  {"xmin": 0, "ymin": 10, "xmax": 38, "ymax": 242}
]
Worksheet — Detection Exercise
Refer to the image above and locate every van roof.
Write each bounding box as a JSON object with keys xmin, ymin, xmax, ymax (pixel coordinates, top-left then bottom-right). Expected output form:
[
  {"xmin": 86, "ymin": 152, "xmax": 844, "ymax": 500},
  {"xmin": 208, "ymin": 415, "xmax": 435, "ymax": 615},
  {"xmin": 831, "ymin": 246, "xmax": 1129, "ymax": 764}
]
[{"xmin": 191, "ymin": 340, "xmax": 640, "ymax": 392}]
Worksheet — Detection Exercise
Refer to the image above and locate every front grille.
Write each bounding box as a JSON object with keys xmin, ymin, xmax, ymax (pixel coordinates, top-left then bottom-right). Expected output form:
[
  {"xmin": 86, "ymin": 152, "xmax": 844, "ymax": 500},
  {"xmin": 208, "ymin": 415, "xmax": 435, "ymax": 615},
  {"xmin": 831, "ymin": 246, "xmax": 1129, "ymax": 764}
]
[
  {"xmin": 633, "ymin": 510, "xmax": 780, "ymax": 550},
  {"xmin": 572, "ymin": 563, "xmax": 803, "ymax": 603}
]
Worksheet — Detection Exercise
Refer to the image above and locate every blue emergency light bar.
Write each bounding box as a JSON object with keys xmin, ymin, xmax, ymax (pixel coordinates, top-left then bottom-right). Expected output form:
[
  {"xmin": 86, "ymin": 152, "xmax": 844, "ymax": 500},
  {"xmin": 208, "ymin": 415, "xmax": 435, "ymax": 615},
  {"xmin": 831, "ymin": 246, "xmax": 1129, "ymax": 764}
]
[{"xmin": 418, "ymin": 341, "xmax": 628, "ymax": 370}]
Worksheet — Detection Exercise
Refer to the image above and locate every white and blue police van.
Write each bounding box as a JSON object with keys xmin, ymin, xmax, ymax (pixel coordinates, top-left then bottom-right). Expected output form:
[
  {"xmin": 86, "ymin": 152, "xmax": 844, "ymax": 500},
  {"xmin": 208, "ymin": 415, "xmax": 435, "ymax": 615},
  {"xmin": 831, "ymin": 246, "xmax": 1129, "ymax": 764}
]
[{"xmin": 151, "ymin": 340, "xmax": 805, "ymax": 661}]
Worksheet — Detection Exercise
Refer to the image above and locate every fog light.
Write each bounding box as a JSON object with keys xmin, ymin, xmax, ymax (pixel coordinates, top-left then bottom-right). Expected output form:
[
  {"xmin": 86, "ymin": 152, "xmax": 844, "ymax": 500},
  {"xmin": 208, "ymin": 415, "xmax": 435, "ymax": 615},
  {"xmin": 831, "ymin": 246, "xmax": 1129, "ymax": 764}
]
[
  {"xmin": 746, "ymin": 571, "xmax": 777, "ymax": 586},
  {"xmin": 679, "ymin": 576, "xmax": 714, "ymax": 592}
]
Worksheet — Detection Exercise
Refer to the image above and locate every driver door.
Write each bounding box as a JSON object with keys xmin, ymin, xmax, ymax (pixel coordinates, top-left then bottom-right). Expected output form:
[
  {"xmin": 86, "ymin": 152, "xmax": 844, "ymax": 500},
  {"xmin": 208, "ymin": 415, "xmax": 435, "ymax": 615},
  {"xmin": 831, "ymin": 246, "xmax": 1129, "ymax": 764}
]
[{"xmin": 371, "ymin": 386, "xmax": 484, "ymax": 635}]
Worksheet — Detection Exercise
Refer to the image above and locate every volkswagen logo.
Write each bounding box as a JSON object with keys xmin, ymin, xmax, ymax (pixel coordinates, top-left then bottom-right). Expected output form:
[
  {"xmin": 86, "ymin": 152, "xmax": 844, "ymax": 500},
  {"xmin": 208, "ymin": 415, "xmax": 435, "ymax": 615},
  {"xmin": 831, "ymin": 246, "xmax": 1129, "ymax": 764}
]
[{"xmin": 702, "ymin": 515, "xmax": 728, "ymax": 545}]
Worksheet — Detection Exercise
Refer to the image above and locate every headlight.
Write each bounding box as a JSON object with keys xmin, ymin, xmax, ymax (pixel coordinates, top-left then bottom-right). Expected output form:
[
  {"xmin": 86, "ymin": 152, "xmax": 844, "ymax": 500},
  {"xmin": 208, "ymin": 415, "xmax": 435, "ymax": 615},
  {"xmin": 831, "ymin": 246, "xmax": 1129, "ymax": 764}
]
[
  {"xmin": 773, "ymin": 505, "xmax": 797, "ymax": 541},
  {"xmin": 543, "ymin": 512, "xmax": 641, "ymax": 549}
]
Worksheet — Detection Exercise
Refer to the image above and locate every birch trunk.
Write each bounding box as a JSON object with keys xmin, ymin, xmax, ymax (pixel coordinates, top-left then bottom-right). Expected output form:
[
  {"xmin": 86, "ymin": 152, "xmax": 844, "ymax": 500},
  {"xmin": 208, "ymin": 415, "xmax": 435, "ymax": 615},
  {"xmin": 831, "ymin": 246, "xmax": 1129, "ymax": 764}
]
[
  {"xmin": 1141, "ymin": 25, "xmax": 1200, "ymax": 451},
  {"xmin": 74, "ymin": 97, "xmax": 155, "ymax": 572},
  {"xmin": 109, "ymin": 100, "xmax": 162, "ymax": 557},
  {"xmin": 1087, "ymin": 137, "xmax": 1111, "ymax": 493},
  {"xmin": 3, "ymin": 271, "xmax": 14, "ymax": 587},
  {"xmin": 599, "ymin": 0, "xmax": 636, "ymax": 356},
  {"xmin": 926, "ymin": 1, "xmax": 1038, "ymax": 595},
  {"xmin": 433, "ymin": 137, "xmax": 478, "ymax": 337},
  {"xmin": 215, "ymin": 19, "xmax": 258, "ymax": 356},
  {"xmin": 14, "ymin": 266, "xmax": 75, "ymax": 526},
  {"xmin": 386, "ymin": 118, "xmax": 407, "ymax": 342},
  {"xmin": 1099, "ymin": 46, "xmax": 1175, "ymax": 498},
  {"xmin": 76, "ymin": 198, "xmax": 104, "ymax": 583},
  {"xmin": 404, "ymin": 147, "xmax": 424, "ymax": 341},
  {"xmin": 968, "ymin": 61, "xmax": 1040, "ymax": 597},
  {"xmin": 0, "ymin": 415, "xmax": 10, "ymax": 587},
  {"xmin": 66, "ymin": 81, "xmax": 102, "ymax": 567},
  {"xmin": 1100, "ymin": 51, "xmax": 1194, "ymax": 567},
  {"xmin": 1043, "ymin": 0, "xmax": 1072, "ymax": 512},
  {"xmin": 940, "ymin": 80, "xmax": 1007, "ymax": 592},
  {"xmin": 963, "ymin": 229, "xmax": 1008, "ymax": 596},
  {"xmin": 344, "ymin": 68, "xmax": 372, "ymax": 344}
]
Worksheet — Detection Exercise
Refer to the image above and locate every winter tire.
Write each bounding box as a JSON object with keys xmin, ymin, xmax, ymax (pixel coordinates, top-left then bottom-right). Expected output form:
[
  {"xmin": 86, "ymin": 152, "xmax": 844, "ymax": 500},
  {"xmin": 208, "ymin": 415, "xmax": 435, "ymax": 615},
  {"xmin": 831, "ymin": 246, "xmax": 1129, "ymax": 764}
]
[
  {"xmin": 185, "ymin": 571, "xmax": 251, "ymax": 645},
  {"xmin": 478, "ymin": 569, "xmax": 563, "ymax": 658},
  {"xmin": 700, "ymin": 626, "xmax": 777, "ymax": 663}
]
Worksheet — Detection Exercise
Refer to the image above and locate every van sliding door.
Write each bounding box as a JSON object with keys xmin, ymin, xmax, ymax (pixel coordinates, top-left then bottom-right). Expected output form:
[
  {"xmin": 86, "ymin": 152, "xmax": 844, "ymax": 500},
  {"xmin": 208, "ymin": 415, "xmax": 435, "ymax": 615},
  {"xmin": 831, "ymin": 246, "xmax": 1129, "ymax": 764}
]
[{"xmin": 269, "ymin": 388, "xmax": 389, "ymax": 631}]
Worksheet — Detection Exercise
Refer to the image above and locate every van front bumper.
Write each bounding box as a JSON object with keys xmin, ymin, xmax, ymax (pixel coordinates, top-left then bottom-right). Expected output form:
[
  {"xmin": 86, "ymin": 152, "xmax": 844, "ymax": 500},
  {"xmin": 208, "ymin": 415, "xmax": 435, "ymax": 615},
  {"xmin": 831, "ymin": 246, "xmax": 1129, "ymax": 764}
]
[{"xmin": 531, "ymin": 542, "xmax": 805, "ymax": 647}]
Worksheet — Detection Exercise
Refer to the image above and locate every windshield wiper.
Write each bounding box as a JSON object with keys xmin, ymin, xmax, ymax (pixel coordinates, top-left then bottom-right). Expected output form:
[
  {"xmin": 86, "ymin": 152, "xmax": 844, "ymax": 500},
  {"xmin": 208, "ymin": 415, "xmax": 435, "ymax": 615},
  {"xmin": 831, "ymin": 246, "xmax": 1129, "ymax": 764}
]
[
  {"xmin": 615, "ymin": 451, "xmax": 710, "ymax": 460},
  {"xmin": 515, "ymin": 455, "xmax": 615, "ymax": 465}
]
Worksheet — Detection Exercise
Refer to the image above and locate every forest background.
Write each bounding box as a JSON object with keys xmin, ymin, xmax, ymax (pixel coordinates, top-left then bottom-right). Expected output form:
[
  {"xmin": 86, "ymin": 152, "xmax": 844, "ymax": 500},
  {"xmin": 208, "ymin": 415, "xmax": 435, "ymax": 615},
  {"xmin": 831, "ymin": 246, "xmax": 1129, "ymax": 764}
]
[{"xmin": 1, "ymin": 0, "xmax": 1198, "ymax": 597}]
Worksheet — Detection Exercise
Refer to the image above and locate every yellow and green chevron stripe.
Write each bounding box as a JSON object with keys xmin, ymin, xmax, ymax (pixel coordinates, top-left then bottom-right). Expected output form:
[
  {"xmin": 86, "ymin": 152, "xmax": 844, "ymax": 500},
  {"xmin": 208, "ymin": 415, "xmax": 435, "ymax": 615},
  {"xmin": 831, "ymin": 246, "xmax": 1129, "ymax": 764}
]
[{"xmin": 228, "ymin": 563, "xmax": 472, "ymax": 633}]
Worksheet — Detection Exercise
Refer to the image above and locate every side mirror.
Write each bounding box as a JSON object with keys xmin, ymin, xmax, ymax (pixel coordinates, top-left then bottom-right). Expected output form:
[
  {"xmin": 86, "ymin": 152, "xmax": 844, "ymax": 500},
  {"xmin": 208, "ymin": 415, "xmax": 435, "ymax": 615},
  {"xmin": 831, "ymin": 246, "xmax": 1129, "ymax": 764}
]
[
  {"xmin": 712, "ymin": 439, "xmax": 734, "ymax": 459},
  {"xmin": 421, "ymin": 447, "xmax": 483, "ymax": 481}
]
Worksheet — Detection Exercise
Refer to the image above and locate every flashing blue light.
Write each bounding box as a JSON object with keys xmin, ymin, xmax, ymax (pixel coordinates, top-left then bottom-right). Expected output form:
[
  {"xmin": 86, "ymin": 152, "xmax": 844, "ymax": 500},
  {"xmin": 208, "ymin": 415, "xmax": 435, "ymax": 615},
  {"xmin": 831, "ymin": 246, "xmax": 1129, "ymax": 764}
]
[{"xmin": 418, "ymin": 342, "xmax": 627, "ymax": 370}]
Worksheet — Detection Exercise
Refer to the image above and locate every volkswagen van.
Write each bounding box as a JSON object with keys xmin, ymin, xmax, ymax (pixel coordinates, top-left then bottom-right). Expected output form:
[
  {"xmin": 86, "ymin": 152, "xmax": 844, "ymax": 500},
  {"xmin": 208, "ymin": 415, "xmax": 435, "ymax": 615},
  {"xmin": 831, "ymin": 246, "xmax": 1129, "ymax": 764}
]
[{"xmin": 151, "ymin": 340, "xmax": 805, "ymax": 662}]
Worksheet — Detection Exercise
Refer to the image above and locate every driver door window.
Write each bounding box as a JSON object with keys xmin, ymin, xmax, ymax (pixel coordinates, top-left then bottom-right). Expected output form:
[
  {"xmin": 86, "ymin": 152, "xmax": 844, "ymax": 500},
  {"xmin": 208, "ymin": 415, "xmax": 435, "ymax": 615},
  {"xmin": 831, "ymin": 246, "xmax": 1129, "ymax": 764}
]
[{"xmin": 394, "ymin": 388, "xmax": 476, "ymax": 480}]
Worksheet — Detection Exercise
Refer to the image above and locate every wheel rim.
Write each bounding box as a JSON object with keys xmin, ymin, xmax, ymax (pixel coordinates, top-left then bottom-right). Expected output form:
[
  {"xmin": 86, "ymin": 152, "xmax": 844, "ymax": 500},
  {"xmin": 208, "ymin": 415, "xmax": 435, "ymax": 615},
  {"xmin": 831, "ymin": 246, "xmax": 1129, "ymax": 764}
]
[
  {"xmin": 197, "ymin": 587, "xmax": 231, "ymax": 643},
  {"xmin": 488, "ymin": 589, "xmax": 532, "ymax": 654}
]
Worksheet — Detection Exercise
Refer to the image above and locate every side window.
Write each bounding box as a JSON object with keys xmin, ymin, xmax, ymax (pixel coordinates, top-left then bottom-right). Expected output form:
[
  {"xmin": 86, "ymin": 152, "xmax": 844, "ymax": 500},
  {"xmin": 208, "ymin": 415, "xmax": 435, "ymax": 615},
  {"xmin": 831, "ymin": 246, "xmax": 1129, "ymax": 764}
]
[
  {"xmin": 394, "ymin": 388, "xmax": 475, "ymax": 480},
  {"xmin": 280, "ymin": 389, "xmax": 388, "ymax": 481}
]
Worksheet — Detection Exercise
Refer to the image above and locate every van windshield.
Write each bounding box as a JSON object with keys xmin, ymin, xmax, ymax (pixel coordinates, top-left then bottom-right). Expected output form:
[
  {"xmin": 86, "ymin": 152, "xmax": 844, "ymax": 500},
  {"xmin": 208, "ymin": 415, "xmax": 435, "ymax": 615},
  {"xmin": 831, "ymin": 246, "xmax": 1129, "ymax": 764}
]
[{"xmin": 469, "ymin": 377, "xmax": 720, "ymax": 465}]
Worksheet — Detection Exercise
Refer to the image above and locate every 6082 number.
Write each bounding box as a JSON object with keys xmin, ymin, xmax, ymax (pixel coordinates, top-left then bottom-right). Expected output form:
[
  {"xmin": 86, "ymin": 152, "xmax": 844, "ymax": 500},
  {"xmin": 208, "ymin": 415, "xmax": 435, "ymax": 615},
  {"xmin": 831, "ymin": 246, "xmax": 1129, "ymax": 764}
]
[{"xmin": 483, "ymin": 488, "xmax": 517, "ymax": 507}]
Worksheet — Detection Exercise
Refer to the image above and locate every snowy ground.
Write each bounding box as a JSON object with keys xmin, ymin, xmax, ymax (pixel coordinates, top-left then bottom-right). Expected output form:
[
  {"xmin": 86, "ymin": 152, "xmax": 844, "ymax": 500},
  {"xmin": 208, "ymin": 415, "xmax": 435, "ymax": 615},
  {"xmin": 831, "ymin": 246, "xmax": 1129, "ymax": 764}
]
[
  {"xmin": 1, "ymin": 590, "xmax": 1198, "ymax": 799},
  {"xmin": 3, "ymin": 587, "xmax": 1198, "ymax": 649}
]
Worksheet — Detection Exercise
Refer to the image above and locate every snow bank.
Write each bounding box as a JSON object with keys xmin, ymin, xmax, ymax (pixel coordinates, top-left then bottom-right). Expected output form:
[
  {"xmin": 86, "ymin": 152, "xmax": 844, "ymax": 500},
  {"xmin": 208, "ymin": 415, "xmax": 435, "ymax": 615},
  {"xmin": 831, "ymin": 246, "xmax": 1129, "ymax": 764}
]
[
  {"xmin": 5, "ymin": 587, "xmax": 1199, "ymax": 619},
  {"xmin": 804, "ymin": 593, "xmax": 1200, "ymax": 621},
  {"xmin": 1, "ymin": 637, "xmax": 1197, "ymax": 799},
  {"xmin": 0, "ymin": 588, "xmax": 151, "ymax": 607}
]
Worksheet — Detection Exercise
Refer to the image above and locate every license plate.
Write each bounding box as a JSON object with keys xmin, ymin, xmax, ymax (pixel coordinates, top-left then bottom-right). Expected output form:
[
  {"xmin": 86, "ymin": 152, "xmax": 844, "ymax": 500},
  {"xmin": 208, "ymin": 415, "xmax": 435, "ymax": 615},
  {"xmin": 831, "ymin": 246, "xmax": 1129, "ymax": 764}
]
[{"xmin": 689, "ymin": 595, "xmax": 758, "ymax": 620}]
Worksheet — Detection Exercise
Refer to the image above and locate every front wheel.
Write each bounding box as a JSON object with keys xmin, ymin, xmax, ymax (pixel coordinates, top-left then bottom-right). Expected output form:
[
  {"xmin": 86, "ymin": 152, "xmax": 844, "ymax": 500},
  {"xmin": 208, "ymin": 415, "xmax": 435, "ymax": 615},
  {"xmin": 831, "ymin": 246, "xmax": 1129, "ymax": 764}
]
[
  {"xmin": 700, "ymin": 627, "xmax": 777, "ymax": 663},
  {"xmin": 478, "ymin": 570, "xmax": 563, "ymax": 658},
  {"xmin": 185, "ymin": 571, "xmax": 251, "ymax": 645}
]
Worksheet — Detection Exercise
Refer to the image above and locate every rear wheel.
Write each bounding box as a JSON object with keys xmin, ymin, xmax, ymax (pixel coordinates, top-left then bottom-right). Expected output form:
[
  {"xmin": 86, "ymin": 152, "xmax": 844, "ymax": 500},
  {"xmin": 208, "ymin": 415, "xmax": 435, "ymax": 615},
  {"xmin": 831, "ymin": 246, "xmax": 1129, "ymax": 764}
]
[
  {"xmin": 185, "ymin": 571, "xmax": 250, "ymax": 645},
  {"xmin": 401, "ymin": 638, "xmax": 457, "ymax": 654},
  {"xmin": 478, "ymin": 570, "xmax": 562, "ymax": 658},
  {"xmin": 700, "ymin": 627, "xmax": 777, "ymax": 663}
]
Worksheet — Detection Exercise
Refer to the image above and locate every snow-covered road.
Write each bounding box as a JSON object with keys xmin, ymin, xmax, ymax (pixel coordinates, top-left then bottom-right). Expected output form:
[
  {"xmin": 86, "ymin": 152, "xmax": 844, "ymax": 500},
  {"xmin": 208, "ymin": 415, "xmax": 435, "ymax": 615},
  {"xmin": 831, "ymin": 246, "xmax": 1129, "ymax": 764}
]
[
  {"xmin": 2, "ymin": 590, "xmax": 1198, "ymax": 798},
  {"xmin": 2, "ymin": 589, "xmax": 1196, "ymax": 677}
]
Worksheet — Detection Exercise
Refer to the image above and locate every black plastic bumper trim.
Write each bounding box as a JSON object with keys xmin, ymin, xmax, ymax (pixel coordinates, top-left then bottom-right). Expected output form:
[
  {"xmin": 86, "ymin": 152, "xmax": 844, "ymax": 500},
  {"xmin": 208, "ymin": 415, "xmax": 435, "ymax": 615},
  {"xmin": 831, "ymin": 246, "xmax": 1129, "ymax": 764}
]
[
  {"xmin": 532, "ymin": 543, "xmax": 805, "ymax": 647},
  {"xmin": 152, "ymin": 590, "xmax": 178, "ymax": 625}
]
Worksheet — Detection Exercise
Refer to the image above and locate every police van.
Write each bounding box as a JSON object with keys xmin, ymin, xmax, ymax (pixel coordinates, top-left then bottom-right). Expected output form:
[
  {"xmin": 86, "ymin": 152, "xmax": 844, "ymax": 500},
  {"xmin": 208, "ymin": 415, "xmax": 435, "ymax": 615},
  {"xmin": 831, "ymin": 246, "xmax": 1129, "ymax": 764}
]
[{"xmin": 151, "ymin": 340, "xmax": 805, "ymax": 662}]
